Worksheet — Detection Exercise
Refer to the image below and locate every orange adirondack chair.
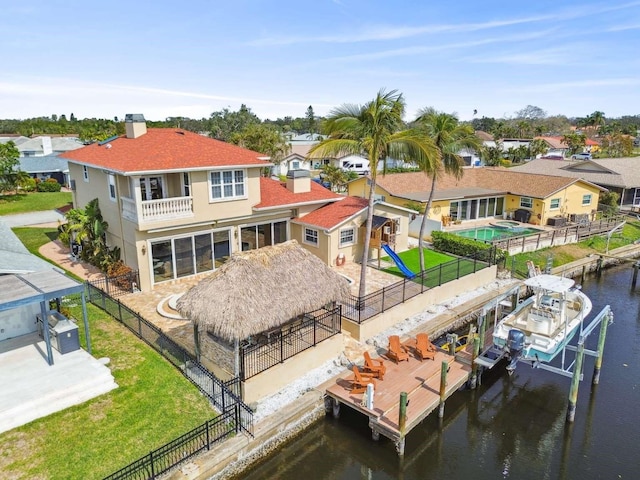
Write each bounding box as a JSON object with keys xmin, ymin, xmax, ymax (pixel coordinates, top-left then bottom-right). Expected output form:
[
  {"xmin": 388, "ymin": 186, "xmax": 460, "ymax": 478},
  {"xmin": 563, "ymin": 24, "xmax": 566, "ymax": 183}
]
[
  {"xmin": 363, "ymin": 351, "xmax": 386, "ymax": 380},
  {"xmin": 387, "ymin": 335, "xmax": 409, "ymax": 363},
  {"xmin": 349, "ymin": 366, "xmax": 377, "ymax": 394},
  {"xmin": 415, "ymin": 333, "xmax": 436, "ymax": 360}
]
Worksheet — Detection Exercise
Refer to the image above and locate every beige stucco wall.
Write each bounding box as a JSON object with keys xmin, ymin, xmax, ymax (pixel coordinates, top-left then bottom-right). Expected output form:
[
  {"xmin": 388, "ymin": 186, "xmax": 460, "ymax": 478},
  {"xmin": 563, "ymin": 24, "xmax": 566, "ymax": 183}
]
[
  {"xmin": 539, "ymin": 182, "xmax": 601, "ymax": 225},
  {"xmin": 341, "ymin": 265, "xmax": 497, "ymax": 341},
  {"xmin": 242, "ymin": 334, "xmax": 344, "ymax": 404}
]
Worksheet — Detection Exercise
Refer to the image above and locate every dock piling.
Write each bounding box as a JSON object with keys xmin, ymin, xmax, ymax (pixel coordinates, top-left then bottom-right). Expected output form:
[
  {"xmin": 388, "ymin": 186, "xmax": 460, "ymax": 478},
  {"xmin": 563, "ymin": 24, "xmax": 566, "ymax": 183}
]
[
  {"xmin": 470, "ymin": 335, "xmax": 481, "ymax": 390},
  {"xmin": 632, "ymin": 262, "xmax": 639, "ymax": 289},
  {"xmin": 438, "ymin": 361, "xmax": 448, "ymax": 418},
  {"xmin": 566, "ymin": 342, "xmax": 585, "ymax": 423},
  {"xmin": 593, "ymin": 309, "xmax": 612, "ymax": 385},
  {"xmin": 397, "ymin": 392, "xmax": 408, "ymax": 456}
]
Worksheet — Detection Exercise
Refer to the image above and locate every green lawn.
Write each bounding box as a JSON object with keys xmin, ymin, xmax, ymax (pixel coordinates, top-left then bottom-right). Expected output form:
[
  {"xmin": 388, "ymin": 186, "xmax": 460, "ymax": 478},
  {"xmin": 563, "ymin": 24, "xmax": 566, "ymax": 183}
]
[
  {"xmin": 381, "ymin": 247, "xmax": 455, "ymax": 276},
  {"xmin": 0, "ymin": 231, "xmax": 216, "ymax": 480},
  {"xmin": 510, "ymin": 219, "xmax": 640, "ymax": 275},
  {"xmin": 0, "ymin": 191, "xmax": 72, "ymax": 215}
]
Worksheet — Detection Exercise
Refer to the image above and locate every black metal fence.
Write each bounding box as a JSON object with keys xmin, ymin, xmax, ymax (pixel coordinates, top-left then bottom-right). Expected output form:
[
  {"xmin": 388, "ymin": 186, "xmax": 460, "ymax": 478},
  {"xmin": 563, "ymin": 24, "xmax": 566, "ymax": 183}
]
[
  {"xmin": 103, "ymin": 409, "xmax": 238, "ymax": 480},
  {"xmin": 341, "ymin": 255, "xmax": 489, "ymax": 324},
  {"xmin": 90, "ymin": 270, "xmax": 141, "ymax": 298},
  {"xmin": 85, "ymin": 282, "xmax": 253, "ymax": 436},
  {"xmin": 240, "ymin": 305, "xmax": 342, "ymax": 380}
]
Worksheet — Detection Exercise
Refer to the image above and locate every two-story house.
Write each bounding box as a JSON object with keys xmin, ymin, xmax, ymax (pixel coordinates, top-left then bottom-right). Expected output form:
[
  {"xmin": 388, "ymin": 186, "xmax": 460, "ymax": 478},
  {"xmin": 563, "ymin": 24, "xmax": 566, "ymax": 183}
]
[{"xmin": 62, "ymin": 115, "xmax": 414, "ymax": 292}]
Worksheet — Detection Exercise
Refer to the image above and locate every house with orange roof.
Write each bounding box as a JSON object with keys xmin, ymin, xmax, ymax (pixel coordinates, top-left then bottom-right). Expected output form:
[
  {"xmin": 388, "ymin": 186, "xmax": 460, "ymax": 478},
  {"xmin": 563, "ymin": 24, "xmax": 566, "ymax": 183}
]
[
  {"xmin": 62, "ymin": 115, "xmax": 349, "ymax": 291},
  {"xmin": 290, "ymin": 196, "xmax": 415, "ymax": 266},
  {"xmin": 347, "ymin": 168, "xmax": 603, "ymax": 236}
]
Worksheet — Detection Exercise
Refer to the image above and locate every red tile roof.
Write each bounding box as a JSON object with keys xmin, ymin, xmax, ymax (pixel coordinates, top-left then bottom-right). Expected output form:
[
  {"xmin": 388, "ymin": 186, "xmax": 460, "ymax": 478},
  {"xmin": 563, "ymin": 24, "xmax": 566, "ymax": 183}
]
[
  {"xmin": 60, "ymin": 128, "xmax": 270, "ymax": 173},
  {"xmin": 293, "ymin": 196, "xmax": 369, "ymax": 230},
  {"xmin": 253, "ymin": 177, "xmax": 343, "ymax": 210}
]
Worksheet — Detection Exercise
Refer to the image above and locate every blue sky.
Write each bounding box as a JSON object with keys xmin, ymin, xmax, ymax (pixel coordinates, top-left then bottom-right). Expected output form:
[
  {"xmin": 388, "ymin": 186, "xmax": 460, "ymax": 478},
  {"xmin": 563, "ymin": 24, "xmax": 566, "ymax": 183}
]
[{"xmin": 1, "ymin": 0, "xmax": 639, "ymax": 122}]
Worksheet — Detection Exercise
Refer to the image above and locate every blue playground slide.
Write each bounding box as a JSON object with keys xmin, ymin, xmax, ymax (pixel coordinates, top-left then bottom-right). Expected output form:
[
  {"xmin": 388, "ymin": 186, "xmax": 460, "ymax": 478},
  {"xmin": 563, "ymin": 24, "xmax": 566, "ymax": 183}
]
[{"xmin": 382, "ymin": 244, "xmax": 416, "ymax": 278}]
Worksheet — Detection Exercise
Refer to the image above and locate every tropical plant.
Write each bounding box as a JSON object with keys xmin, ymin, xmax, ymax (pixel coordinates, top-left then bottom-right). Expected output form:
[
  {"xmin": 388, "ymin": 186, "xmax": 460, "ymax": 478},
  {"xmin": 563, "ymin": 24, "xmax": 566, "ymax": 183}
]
[
  {"xmin": 561, "ymin": 132, "xmax": 587, "ymax": 156},
  {"xmin": 414, "ymin": 108, "xmax": 482, "ymax": 272},
  {"xmin": 308, "ymin": 89, "xmax": 438, "ymax": 299},
  {"xmin": 480, "ymin": 141, "xmax": 506, "ymax": 166},
  {"xmin": 0, "ymin": 141, "xmax": 25, "ymax": 193},
  {"xmin": 528, "ymin": 138, "xmax": 549, "ymax": 158},
  {"xmin": 319, "ymin": 164, "xmax": 351, "ymax": 192}
]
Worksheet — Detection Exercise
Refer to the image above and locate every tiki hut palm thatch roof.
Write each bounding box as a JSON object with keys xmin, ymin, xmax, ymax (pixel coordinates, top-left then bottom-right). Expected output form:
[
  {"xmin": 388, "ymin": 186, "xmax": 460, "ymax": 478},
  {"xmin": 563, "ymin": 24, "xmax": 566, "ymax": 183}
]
[{"xmin": 176, "ymin": 240, "xmax": 351, "ymax": 342}]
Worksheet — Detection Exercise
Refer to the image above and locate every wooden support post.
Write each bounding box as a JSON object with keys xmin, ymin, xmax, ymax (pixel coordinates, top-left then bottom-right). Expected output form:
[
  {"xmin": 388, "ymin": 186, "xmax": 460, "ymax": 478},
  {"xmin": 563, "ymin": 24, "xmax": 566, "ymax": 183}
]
[
  {"xmin": 593, "ymin": 308, "xmax": 612, "ymax": 385},
  {"xmin": 397, "ymin": 392, "xmax": 408, "ymax": 456},
  {"xmin": 596, "ymin": 256, "xmax": 603, "ymax": 277},
  {"xmin": 581, "ymin": 264, "xmax": 586, "ymax": 285},
  {"xmin": 478, "ymin": 314, "xmax": 487, "ymax": 351},
  {"xmin": 470, "ymin": 335, "xmax": 481, "ymax": 390},
  {"xmin": 448, "ymin": 333, "xmax": 457, "ymax": 356},
  {"xmin": 438, "ymin": 361, "xmax": 448, "ymax": 418},
  {"xmin": 566, "ymin": 342, "xmax": 585, "ymax": 423},
  {"xmin": 632, "ymin": 262, "xmax": 639, "ymax": 289},
  {"xmin": 193, "ymin": 323, "xmax": 201, "ymax": 362}
]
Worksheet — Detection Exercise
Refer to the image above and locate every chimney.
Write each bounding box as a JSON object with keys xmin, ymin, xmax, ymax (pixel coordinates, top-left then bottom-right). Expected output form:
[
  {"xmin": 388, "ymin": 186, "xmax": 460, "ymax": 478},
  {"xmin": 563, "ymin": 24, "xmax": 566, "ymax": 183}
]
[
  {"xmin": 125, "ymin": 114, "xmax": 147, "ymax": 139},
  {"xmin": 286, "ymin": 169, "xmax": 311, "ymax": 194}
]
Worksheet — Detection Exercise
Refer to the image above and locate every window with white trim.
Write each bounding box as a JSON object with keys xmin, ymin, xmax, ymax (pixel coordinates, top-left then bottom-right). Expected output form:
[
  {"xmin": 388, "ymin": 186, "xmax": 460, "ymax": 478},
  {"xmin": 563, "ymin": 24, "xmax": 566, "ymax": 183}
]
[
  {"xmin": 550, "ymin": 198, "xmax": 561, "ymax": 210},
  {"xmin": 520, "ymin": 197, "xmax": 533, "ymax": 208},
  {"xmin": 108, "ymin": 174, "xmax": 116, "ymax": 201},
  {"xmin": 393, "ymin": 217, "xmax": 401, "ymax": 234},
  {"xmin": 83, "ymin": 165, "xmax": 89, "ymax": 182},
  {"xmin": 304, "ymin": 228, "xmax": 318, "ymax": 246},
  {"xmin": 182, "ymin": 172, "xmax": 191, "ymax": 197},
  {"xmin": 291, "ymin": 161, "xmax": 300, "ymax": 169},
  {"xmin": 209, "ymin": 169, "xmax": 245, "ymax": 200},
  {"xmin": 339, "ymin": 227, "xmax": 355, "ymax": 247},
  {"xmin": 582, "ymin": 194, "xmax": 592, "ymax": 206}
]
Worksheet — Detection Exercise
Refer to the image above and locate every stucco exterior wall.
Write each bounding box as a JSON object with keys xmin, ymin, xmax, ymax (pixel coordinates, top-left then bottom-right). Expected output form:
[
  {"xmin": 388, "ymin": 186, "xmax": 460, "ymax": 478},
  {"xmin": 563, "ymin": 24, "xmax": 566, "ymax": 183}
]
[{"xmin": 242, "ymin": 334, "xmax": 344, "ymax": 404}]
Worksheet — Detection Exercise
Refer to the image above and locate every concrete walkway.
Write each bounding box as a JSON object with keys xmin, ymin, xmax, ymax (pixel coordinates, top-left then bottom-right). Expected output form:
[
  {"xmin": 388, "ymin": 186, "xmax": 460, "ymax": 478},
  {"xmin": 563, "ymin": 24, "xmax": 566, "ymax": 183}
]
[
  {"xmin": 0, "ymin": 210, "xmax": 65, "ymax": 228},
  {"xmin": 38, "ymin": 240, "xmax": 103, "ymax": 282}
]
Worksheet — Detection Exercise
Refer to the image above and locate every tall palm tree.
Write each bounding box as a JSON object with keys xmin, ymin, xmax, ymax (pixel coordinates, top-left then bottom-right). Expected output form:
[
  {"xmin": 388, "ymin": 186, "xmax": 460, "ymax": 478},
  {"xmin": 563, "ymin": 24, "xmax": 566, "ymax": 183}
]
[
  {"xmin": 414, "ymin": 108, "xmax": 482, "ymax": 272},
  {"xmin": 309, "ymin": 89, "xmax": 438, "ymax": 299}
]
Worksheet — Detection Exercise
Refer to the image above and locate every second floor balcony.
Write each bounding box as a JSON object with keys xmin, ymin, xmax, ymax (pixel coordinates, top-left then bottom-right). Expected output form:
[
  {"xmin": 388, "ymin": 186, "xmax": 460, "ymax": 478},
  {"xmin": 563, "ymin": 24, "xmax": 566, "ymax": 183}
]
[{"xmin": 121, "ymin": 196, "xmax": 194, "ymax": 225}]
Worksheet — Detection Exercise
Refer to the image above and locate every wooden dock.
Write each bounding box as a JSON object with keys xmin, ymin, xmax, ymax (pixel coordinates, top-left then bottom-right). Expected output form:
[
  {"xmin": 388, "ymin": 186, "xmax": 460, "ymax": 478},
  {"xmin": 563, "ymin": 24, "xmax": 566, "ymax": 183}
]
[{"xmin": 325, "ymin": 348, "xmax": 471, "ymax": 454}]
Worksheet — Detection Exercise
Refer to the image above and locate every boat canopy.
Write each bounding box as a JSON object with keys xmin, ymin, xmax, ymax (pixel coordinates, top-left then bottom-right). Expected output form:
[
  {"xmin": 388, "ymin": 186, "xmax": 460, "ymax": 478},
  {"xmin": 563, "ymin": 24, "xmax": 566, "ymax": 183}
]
[{"xmin": 524, "ymin": 274, "xmax": 575, "ymax": 293}]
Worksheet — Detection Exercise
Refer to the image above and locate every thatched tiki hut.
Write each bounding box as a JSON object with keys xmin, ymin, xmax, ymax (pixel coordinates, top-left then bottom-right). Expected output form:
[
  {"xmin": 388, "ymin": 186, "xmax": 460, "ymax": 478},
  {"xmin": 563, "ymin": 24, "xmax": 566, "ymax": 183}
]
[{"xmin": 177, "ymin": 240, "xmax": 351, "ymax": 402}]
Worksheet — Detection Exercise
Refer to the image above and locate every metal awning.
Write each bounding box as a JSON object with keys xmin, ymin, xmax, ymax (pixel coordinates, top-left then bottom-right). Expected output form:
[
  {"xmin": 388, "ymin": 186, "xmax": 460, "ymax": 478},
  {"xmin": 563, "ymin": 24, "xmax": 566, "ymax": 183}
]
[{"xmin": 0, "ymin": 270, "xmax": 84, "ymax": 312}]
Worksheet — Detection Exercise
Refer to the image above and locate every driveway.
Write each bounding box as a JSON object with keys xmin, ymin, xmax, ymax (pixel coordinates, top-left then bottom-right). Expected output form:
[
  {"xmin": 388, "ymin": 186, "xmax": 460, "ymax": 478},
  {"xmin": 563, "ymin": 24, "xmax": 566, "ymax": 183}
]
[{"xmin": 0, "ymin": 210, "xmax": 65, "ymax": 228}]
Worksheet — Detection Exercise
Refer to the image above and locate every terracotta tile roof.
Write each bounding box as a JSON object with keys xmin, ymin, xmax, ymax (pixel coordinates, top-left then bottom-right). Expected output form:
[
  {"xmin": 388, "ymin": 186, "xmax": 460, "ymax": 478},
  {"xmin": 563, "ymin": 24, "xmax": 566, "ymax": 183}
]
[
  {"xmin": 60, "ymin": 128, "xmax": 270, "ymax": 173},
  {"xmin": 253, "ymin": 177, "xmax": 342, "ymax": 210},
  {"xmin": 373, "ymin": 167, "xmax": 583, "ymax": 200},
  {"xmin": 475, "ymin": 130, "xmax": 494, "ymax": 142},
  {"xmin": 292, "ymin": 196, "xmax": 369, "ymax": 230},
  {"xmin": 585, "ymin": 138, "xmax": 600, "ymax": 146}
]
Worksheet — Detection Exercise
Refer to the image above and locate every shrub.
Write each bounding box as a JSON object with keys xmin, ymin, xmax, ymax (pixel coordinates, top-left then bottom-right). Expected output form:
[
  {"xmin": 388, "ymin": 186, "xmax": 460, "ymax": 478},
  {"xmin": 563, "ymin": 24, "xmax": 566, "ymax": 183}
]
[
  {"xmin": 106, "ymin": 260, "xmax": 134, "ymax": 290},
  {"xmin": 37, "ymin": 179, "xmax": 62, "ymax": 192},
  {"xmin": 431, "ymin": 231, "xmax": 506, "ymax": 263},
  {"xmin": 18, "ymin": 177, "xmax": 37, "ymax": 192}
]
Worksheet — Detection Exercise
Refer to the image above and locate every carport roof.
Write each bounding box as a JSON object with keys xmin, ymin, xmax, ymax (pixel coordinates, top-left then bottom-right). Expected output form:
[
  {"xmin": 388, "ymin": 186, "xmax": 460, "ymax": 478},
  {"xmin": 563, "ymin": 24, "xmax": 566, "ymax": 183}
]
[{"xmin": 0, "ymin": 270, "xmax": 83, "ymax": 312}]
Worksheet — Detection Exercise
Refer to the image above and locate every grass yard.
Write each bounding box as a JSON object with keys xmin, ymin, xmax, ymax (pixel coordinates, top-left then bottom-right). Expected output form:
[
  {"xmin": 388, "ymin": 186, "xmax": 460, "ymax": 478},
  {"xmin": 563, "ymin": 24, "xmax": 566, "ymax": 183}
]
[
  {"xmin": 0, "ymin": 191, "xmax": 72, "ymax": 215},
  {"xmin": 510, "ymin": 219, "xmax": 640, "ymax": 274},
  {"xmin": 0, "ymin": 231, "xmax": 216, "ymax": 480},
  {"xmin": 381, "ymin": 247, "xmax": 455, "ymax": 276}
]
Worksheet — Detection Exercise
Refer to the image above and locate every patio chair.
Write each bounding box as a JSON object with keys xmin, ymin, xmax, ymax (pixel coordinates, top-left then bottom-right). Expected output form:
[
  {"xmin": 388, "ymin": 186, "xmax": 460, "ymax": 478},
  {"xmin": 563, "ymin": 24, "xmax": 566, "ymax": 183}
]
[
  {"xmin": 363, "ymin": 351, "xmax": 386, "ymax": 380},
  {"xmin": 415, "ymin": 333, "xmax": 437, "ymax": 361},
  {"xmin": 387, "ymin": 335, "xmax": 409, "ymax": 363},
  {"xmin": 349, "ymin": 365, "xmax": 377, "ymax": 394}
]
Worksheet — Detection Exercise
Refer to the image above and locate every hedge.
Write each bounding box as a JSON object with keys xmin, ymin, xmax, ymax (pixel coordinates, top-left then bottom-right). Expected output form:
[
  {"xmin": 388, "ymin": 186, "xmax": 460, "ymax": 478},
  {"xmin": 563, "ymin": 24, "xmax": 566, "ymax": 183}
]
[
  {"xmin": 37, "ymin": 180, "xmax": 62, "ymax": 192},
  {"xmin": 431, "ymin": 230, "xmax": 506, "ymax": 263}
]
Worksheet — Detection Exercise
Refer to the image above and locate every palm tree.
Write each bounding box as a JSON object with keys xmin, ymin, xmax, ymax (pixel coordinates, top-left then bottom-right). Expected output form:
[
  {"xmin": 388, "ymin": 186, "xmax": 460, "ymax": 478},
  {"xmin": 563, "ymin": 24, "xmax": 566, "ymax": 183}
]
[
  {"xmin": 414, "ymin": 108, "xmax": 482, "ymax": 272},
  {"xmin": 309, "ymin": 89, "xmax": 438, "ymax": 299}
]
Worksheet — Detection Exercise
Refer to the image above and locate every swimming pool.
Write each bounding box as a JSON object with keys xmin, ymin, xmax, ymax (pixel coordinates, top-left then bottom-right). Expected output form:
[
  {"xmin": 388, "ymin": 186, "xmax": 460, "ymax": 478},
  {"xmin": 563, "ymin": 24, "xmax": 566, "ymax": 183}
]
[{"xmin": 454, "ymin": 225, "xmax": 542, "ymax": 241}]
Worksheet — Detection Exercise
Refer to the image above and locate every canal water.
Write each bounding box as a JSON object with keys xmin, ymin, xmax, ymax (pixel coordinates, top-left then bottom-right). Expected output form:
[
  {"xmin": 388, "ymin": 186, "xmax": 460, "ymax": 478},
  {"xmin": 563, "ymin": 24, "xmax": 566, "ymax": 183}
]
[{"xmin": 240, "ymin": 265, "xmax": 640, "ymax": 479}]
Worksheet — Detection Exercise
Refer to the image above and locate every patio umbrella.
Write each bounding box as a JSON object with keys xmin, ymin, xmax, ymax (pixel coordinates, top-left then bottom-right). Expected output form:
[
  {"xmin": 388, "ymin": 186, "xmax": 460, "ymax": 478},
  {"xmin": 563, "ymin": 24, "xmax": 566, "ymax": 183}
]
[{"xmin": 176, "ymin": 240, "xmax": 351, "ymax": 343}]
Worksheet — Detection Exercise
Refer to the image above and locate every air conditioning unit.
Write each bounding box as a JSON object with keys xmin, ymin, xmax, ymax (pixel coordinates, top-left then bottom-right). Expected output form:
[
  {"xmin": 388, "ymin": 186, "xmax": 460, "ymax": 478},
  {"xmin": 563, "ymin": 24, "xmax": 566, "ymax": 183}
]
[
  {"xmin": 70, "ymin": 179, "xmax": 76, "ymax": 191},
  {"xmin": 383, "ymin": 226, "xmax": 391, "ymax": 234}
]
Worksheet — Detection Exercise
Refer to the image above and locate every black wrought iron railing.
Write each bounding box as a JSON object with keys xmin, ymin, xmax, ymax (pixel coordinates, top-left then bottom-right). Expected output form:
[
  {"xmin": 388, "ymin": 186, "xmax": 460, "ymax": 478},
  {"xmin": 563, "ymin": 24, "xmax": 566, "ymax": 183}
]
[
  {"xmin": 341, "ymin": 255, "xmax": 489, "ymax": 324},
  {"xmin": 240, "ymin": 305, "xmax": 341, "ymax": 380}
]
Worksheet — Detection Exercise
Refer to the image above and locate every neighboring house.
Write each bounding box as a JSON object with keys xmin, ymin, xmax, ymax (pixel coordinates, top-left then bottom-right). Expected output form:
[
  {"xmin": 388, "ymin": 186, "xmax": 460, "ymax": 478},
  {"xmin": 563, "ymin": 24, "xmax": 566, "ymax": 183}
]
[
  {"xmin": 459, "ymin": 130, "xmax": 496, "ymax": 167},
  {"xmin": 61, "ymin": 115, "xmax": 355, "ymax": 292},
  {"xmin": 347, "ymin": 168, "xmax": 603, "ymax": 233},
  {"xmin": 535, "ymin": 136, "xmax": 569, "ymax": 158},
  {"xmin": 274, "ymin": 133, "xmax": 327, "ymax": 176},
  {"xmin": 17, "ymin": 153, "xmax": 70, "ymax": 186},
  {"xmin": 0, "ymin": 135, "xmax": 83, "ymax": 157},
  {"xmin": 500, "ymin": 138, "xmax": 532, "ymax": 151},
  {"xmin": 511, "ymin": 157, "xmax": 640, "ymax": 208},
  {"xmin": 291, "ymin": 196, "xmax": 414, "ymax": 266}
]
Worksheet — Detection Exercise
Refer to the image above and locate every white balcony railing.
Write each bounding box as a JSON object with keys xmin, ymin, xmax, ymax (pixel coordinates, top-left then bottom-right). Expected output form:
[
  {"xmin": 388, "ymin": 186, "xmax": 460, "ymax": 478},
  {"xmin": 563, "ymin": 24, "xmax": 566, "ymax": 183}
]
[{"xmin": 121, "ymin": 196, "xmax": 194, "ymax": 223}]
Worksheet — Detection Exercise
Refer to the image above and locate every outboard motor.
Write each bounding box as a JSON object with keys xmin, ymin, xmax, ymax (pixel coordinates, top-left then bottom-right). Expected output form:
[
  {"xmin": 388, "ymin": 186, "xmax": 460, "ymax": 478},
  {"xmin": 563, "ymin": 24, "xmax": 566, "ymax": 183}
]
[{"xmin": 506, "ymin": 329, "xmax": 525, "ymax": 373}]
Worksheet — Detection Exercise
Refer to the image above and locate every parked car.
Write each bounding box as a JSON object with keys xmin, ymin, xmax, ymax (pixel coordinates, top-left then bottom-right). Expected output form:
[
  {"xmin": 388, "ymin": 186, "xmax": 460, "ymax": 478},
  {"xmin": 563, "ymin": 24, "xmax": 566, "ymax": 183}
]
[
  {"xmin": 571, "ymin": 153, "xmax": 592, "ymax": 160},
  {"xmin": 312, "ymin": 177, "xmax": 331, "ymax": 189}
]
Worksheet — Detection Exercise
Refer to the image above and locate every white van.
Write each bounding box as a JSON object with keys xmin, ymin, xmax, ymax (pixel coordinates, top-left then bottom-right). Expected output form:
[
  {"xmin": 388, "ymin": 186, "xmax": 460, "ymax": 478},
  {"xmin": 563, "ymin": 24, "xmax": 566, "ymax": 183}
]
[{"xmin": 340, "ymin": 158, "xmax": 370, "ymax": 175}]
